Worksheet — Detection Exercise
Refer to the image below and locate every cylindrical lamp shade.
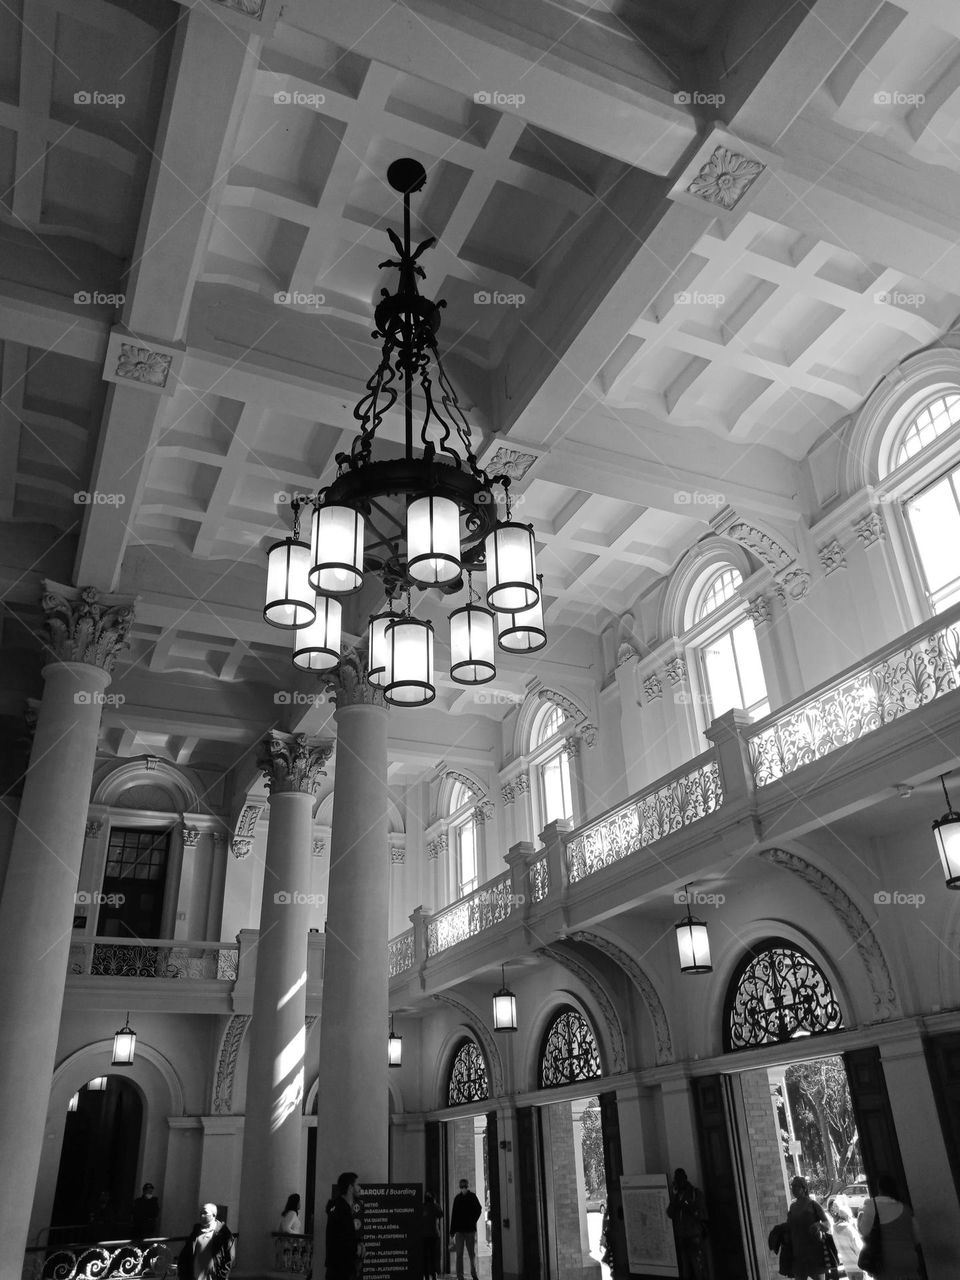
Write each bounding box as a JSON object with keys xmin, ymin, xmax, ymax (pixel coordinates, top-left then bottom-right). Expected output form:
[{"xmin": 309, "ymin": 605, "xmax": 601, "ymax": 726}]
[
  {"xmin": 449, "ymin": 603, "xmax": 496, "ymax": 684},
  {"xmin": 87, "ymin": 1077, "xmax": 107, "ymax": 1092},
  {"xmin": 292, "ymin": 596, "xmax": 342, "ymax": 671},
  {"xmin": 112, "ymin": 1018, "xmax": 136, "ymax": 1066},
  {"xmin": 492, "ymin": 987, "xmax": 518, "ymax": 1032},
  {"xmin": 383, "ymin": 617, "xmax": 435, "ymax": 706},
  {"xmin": 309, "ymin": 504, "xmax": 365, "ymax": 594},
  {"xmin": 407, "ymin": 495, "xmax": 461, "ymax": 584},
  {"xmin": 675, "ymin": 916, "xmax": 712, "ymax": 973},
  {"xmin": 67, "ymin": 1093, "xmax": 79, "ymax": 1113},
  {"xmin": 485, "ymin": 522, "xmax": 539, "ymax": 612},
  {"xmin": 264, "ymin": 538, "xmax": 315, "ymax": 628},
  {"xmin": 388, "ymin": 1030, "xmax": 402, "ymax": 1068},
  {"xmin": 368, "ymin": 610, "xmax": 401, "ymax": 687},
  {"xmin": 496, "ymin": 591, "xmax": 546, "ymax": 653},
  {"xmin": 934, "ymin": 811, "xmax": 960, "ymax": 888}
]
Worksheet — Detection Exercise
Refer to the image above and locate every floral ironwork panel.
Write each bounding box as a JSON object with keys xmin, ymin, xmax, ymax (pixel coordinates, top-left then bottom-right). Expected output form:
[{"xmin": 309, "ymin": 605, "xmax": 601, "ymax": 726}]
[
  {"xmin": 724, "ymin": 940, "xmax": 843, "ymax": 1051},
  {"xmin": 427, "ymin": 874, "xmax": 516, "ymax": 956},
  {"xmin": 529, "ymin": 856, "xmax": 549, "ymax": 903},
  {"xmin": 388, "ymin": 930, "xmax": 415, "ymax": 976},
  {"xmin": 447, "ymin": 1039, "xmax": 489, "ymax": 1106},
  {"xmin": 749, "ymin": 617, "xmax": 960, "ymax": 786},
  {"xmin": 539, "ymin": 1008, "xmax": 602, "ymax": 1088}
]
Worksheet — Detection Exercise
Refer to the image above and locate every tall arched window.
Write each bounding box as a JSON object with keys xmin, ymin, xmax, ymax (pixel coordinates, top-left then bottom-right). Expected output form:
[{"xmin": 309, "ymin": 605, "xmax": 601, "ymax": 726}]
[
  {"xmin": 530, "ymin": 702, "xmax": 575, "ymax": 829},
  {"xmin": 723, "ymin": 938, "xmax": 843, "ymax": 1052},
  {"xmin": 447, "ymin": 1038, "xmax": 489, "ymax": 1105},
  {"xmin": 538, "ymin": 1007, "xmax": 603, "ymax": 1088},
  {"xmin": 690, "ymin": 565, "xmax": 769, "ymax": 723},
  {"xmin": 447, "ymin": 779, "xmax": 481, "ymax": 898},
  {"xmin": 892, "ymin": 392, "xmax": 960, "ymax": 614}
]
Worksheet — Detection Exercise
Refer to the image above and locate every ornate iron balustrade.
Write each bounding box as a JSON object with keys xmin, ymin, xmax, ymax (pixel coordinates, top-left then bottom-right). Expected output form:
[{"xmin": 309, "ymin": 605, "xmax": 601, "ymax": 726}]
[
  {"xmin": 529, "ymin": 855, "xmax": 549, "ymax": 903},
  {"xmin": 388, "ymin": 928, "xmax": 415, "ymax": 977},
  {"xmin": 748, "ymin": 606, "xmax": 960, "ymax": 786},
  {"xmin": 426, "ymin": 872, "xmax": 517, "ymax": 956},
  {"xmin": 69, "ymin": 938, "xmax": 239, "ymax": 981},
  {"xmin": 567, "ymin": 753, "xmax": 723, "ymax": 883},
  {"xmin": 273, "ymin": 1231, "xmax": 313, "ymax": 1273},
  {"xmin": 23, "ymin": 1235, "xmax": 186, "ymax": 1279}
]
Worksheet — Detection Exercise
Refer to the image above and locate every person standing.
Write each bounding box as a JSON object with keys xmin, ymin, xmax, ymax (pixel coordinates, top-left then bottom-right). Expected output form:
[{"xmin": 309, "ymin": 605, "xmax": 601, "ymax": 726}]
[
  {"xmin": 666, "ymin": 1169, "xmax": 707, "ymax": 1280},
  {"xmin": 786, "ymin": 1177, "xmax": 829, "ymax": 1280},
  {"xmin": 325, "ymin": 1171, "xmax": 363, "ymax": 1280},
  {"xmin": 176, "ymin": 1203, "xmax": 234, "ymax": 1280},
  {"xmin": 857, "ymin": 1174, "xmax": 922, "ymax": 1280},
  {"xmin": 277, "ymin": 1193, "xmax": 302, "ymax": 1234},
  {"xmin": 420, "ymin": 1191, "xmax": 443, "ymax": 1280},
  {"xmin": 132, "ymin": 1183, "xmax": 160, "ymax": 1239},
  {"xmin": 449, "ymin": 1178, "xmax": 482, "ymax": 1280}
]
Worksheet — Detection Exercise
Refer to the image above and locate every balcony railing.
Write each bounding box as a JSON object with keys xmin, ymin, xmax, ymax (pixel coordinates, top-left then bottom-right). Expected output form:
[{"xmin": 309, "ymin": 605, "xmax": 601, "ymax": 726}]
[
  {"xmin": 748, "ymin": 602, "xmax": 960, "ymax": 786},
  {"xmin": 567, "ymin": 752, "xmax": 723, "ymax": 883},
  {"xmin": 23, "ymin": 1235, "xmax": 187, "ymax": 1280},
  {"xmin": 273, "ymin": 1231, "xmax": 313, "ymax": 1273},
  {"xmin": 426, "ymin": 872, "xmax": 518, "ymax": 957},
  {"xmin": 529, "ymin": 854, "xmax": 549, "ymax": 902},
  {"xmin": 388, "ymin": 928, "xmax": 415, "ymax": 977},
  {"xmin": 69, "ymin": 938, "xmax": 239, "ymax": 981}
]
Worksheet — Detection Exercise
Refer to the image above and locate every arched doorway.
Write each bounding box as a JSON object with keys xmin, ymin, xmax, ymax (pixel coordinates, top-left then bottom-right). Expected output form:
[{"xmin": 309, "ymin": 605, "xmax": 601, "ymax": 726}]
[{"xmin": 51, "ymin": 1075, "xmax": 143, "ymax": 1243}]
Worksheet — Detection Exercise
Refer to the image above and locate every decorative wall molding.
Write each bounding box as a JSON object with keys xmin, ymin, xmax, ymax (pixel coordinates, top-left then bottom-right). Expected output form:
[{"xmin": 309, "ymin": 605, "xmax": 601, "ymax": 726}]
[
  {"xmin": 538, "ymin": 946, "xmax": 627, "ymax": 1074},
  {"xmin": 432, "ymin": 994, "xmax": 504, "ymax": 1095},
  {"xmin": 390, "ymin": 845, "xmax": 406, "ymax": 864},
  {"xmin": 257, "ymin": 733, "xmax": 333, "ymax": 796},
  {"xmin": 818, "ymin": 539, "xmax": 847, "ymax": 575},
  {"xmin": 664, "ymin": 656, "xmax": 687, "ymax": 685},
  {"xmin": 312, "ymin": 839, "xmax": 326, "ymax": 859},
  {"xmin": 759, "ymin": 848, "xmax": 899, "ymax": 1021},
  {"xmin": 426, "ymin": 833, "xmax": 448, "ymax": 861},
  {"xmin": 326, "ymin": 646, "xmax": 385, "ymax": 707},
  {"xmin": 716, "ymin": 512, "xmax": 811, "ymax": 602},
  {"xmin": 42, "ymin": 582, "xmax": 135, "ymax": 672},
  {"xmin": 562, "ymin": 736, "xmax": 580, "ymax": 760},
  {"xmin": 85, "ymin": 820, "xmax": 102, "ymax": 839},
  {"xmin": 569, "ymin": 931, "xmax": 674, "ymax": 1064},
  {"xmin": 181, "ymin": 827, "xmax": 201, "ymax": 848},
  {"xmin": 501, "ymin": 781, "xmax": 517, "ymax": 806},
  {"xmin": 745, "ymin": 593, "xmax": 771, "ymax": 626},
  {"xmin": 686, "ymin": 144, "xmax": 765, "ymax": 210},
  {"xmin": 515, "ymin": 772, "xmax": 530, "ymax": 796},
  {"xmin": 474, "ymin": 799, "xmax": 496, "ymax": 824},
  {"xmin": 853, "ymin": 511, "xmax": 885, "ymax": 547},
  {"xmin": 232, "ymin": 802, "xmax": 265, "ymax": 860},
  {"xmin": 486, "ymin": 445, "xmax": 538, "ymax": 482},
  {"xmin": 616, "ymin": 641, "xmax": 641, "ymax": 667},
  {"xmin": 576, "ymin": 722, "xmax": 598, "ymax": 749},
  {"xmin": 213, "ymin": 1014, "xmax": 250, "ymax": 1114},
  {"xmin": 643, "ymin": 674, "xmax": 663, "ymax": 702}
]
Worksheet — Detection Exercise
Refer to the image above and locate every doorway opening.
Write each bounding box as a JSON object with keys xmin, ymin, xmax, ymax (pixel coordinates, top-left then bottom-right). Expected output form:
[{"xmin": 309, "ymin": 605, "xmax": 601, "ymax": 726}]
[
  {"xmin": 446, "ymin": 1113, "xmax": 492, "ymax": 1279},
  {"xmin": 51, "ymin": 1075, "xmax": 144, "ymax": 1244},
  {"xmin": 533, "ymin": 1093, "xmax": 610, "ymax": 1280}
]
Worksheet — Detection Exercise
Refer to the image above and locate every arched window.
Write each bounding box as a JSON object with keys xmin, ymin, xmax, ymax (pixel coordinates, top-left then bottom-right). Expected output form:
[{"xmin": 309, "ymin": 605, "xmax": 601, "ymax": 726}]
[
  {"xmin": 446, "ymin": 778, "xmax": 481, "ymax": 898},
  {"xmin": 529, "ymin": 702, "xmax": 575, "ymax": 828},
  {"xmin": 690, "ymin": 566, "xmax": 768, "ymax": 723},
  {"xmin": 538, "ymin": 1007, "xmax": 602, "ymax": 1088},
  {"xmin": 447, "ymin": 1038, "xmax": 489, "ymax": 1105},
  {"xmin": 894, "ymin": 391, "xmax": 960, "ymax": 467},
  {"xmin": 723, "ymin": 938, "xmax": 843, "ymax": 1052}
]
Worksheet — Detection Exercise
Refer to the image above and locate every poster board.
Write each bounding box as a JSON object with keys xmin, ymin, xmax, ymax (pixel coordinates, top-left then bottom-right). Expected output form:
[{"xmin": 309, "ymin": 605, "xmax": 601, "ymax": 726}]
[
  {"xmin": 620, "ymin": 1174, "xmax": 678, "ymax": 1277},
  {"xmin": 360, "ymin": 1183, "xmax": 422, "ymax": 1279}
]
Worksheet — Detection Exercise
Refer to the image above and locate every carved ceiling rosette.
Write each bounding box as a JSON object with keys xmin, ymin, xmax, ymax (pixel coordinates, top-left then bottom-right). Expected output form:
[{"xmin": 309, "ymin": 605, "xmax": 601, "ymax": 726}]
[
  {"xmin": 42, "ymin": 581, "xmax": 135, "ymax": 672},
  {"xmin": 257, "ymin": 732, "xmax": 334, "ymax": 796}
]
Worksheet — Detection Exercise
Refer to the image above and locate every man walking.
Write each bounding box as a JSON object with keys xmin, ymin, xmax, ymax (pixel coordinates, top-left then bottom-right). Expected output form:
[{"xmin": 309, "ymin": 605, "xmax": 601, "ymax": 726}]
[
  {"xmin": 666, "ymin": 1168, "xmax": 707, "ymax": 1280},
  {"xmin": 449, "ymin": 1178, "xmax": 482, "ymax": 1280}
]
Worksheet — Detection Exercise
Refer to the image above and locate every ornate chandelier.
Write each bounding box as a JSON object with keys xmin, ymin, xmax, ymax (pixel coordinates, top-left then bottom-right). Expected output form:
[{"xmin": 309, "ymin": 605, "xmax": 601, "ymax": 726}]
[{"xmin": 264, "ymin": 158, "xmax": 544, "ymax": 706}]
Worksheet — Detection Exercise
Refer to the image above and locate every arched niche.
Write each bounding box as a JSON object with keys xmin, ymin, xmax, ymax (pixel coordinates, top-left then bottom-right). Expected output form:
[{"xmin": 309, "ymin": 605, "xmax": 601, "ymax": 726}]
[{"xmin": 92, "ymin": 758, "xmax": 202, "ymax": 815}]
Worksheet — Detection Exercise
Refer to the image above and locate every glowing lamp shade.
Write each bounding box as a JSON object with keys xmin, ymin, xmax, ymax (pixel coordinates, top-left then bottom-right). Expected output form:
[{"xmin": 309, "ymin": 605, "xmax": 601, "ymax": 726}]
[
  {"xmin": 383, "ymin": 617, "xmax": 435, "ymax": 706},
  {"xmin": 309, "ymin": 504, "xmax": 364, "ymax": 595},
  {"xmin": 112, "ymin": 1014, "xmax": 136, "ymax": 1066},
  {"xmin": 67, "ymin": 1093, "xmax": 79, "ymax": 1113},
  {"xmin": 935, "ymin": 813, "xmax": 960, "ymax": 887},
  {"xmin": 264, "ymin": 538, "xmax": 315, "ymax": 629},
  {"xmin": 87, "ymin": 1077, "xmax": 107, "ymax": 1092},
  {"xmin": 292, "ymin": 595, "xmax": 342, "ymax": 672},
  {"xmin": 388, "ymin": 1016, "xmax": 402, "ymax": 1068},
  {"xmin": 485, "ymin": 522, "xmax": 539, "ymax": 613},
  {"xmin": 367, "ymin": 609, "xmax": 401, "ymax": 688},
  {"xmin": 492, "ymin": 966, "xmax": 518, "ymax": 1032},
  {"xmin": 449, "ymin": 603, "xmax": 496, "ymax": 685},
  {"xmin": 675, "ymin": 914, "xmax": 712, "ymax": 974},
  {"xmin": 407, "ymin": 495, "xmax": 461, "ymax": 584},
  {"xmin": 496, "ymin": 590, "xmax": 546, "ymax": 654}
]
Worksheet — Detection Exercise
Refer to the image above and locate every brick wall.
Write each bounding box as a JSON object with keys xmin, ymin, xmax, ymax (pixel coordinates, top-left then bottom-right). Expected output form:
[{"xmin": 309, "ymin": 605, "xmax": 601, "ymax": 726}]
[{"xmin": 740, "ymin": 1069, "xmax": 789, "ymax": 1280}]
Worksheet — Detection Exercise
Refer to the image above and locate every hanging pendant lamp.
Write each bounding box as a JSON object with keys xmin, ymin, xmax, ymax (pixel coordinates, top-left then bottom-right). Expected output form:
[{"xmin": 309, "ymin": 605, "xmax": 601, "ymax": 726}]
[
  {"xmin": 264, "ymin": 500, "xmax": 315, "ymax": 628},
  {"xmin": 111, "ymin": 1013, "xmax": 137, "ymax": 1065},
  {"xmin": 309, "ymin": 503, "xmax": 365, "ymax": 595},
  {"xmin": 450, "ymin": 573, "xmax": 496, "ymax": 684},
  {"xmin": 492, "ymin": 964, "xmax": 518, "ymax": 1032},
  {"xmin": 675, "ymin": 888, "xmax": 712, "ymax": 974},
  {"xmin": 292, "ymin": 595, "xmax": 343, "ymax": 671},
  {"xmin": 933, "ymin": 773, "xmax": 960, "ymax": 888},
  {"xmin": 382, "ymin": 610, "xmax": 435, "ymax": 707},
  {"xmin": 388, "ymin": 1014, "xmax": 402, "ymax": 1068},
  {"xmin": 407, "ymin": 495, "xmax": 462, "ymax": 584},
  {"xmin": 496, "ymin": 575, "xmax": 546, "ymax": 653}
]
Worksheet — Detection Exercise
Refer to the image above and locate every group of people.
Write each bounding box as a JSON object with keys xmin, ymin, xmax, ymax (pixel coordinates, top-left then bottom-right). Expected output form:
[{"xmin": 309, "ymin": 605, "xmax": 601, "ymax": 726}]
[{"xmin": 771, "ymin": 1173, "xmax": 924, "ymax": 1280}]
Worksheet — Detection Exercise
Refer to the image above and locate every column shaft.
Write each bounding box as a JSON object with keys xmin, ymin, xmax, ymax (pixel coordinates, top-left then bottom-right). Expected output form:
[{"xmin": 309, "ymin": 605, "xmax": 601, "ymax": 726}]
[{"xmin": 0, "ymin": 662, "xmax": 110, "ymax": 1268}]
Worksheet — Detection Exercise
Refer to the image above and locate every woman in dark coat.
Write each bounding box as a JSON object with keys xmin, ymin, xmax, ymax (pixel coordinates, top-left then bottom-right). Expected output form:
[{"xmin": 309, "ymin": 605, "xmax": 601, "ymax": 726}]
[
  {"xmin": 786, "ymin": 1177, "xmax": 829, "ymax": 1280},
  {"xmin": 325, "ymin": 1171, "xmax": 363, "ymax": 1280}
]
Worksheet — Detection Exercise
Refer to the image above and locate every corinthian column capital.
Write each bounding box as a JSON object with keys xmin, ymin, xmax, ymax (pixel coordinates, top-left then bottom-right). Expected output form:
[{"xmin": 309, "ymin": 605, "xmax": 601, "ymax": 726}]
[
  {"xmin": 42, "ymin": 581, "xmax": 136, "ymax": 672},
  {"xmin": 326, "ymin": 646, "xmax": 386, "ymax": 708},
  {"xmin": 257, "ymin": 733, "xmax": 334, "ymax": 796}
]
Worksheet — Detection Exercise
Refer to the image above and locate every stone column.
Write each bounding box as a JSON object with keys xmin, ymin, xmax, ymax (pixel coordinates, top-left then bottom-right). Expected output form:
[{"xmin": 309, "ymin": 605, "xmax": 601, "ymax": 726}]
[
  {"xmin": 0, "ymin": 582, "xmax": 133, "ymax": 1271},
  {"xmin": 313, "ymin": 650, "xmax": 389, "ymax": 1223},
  {"xmin": 237, "ymin": 732, "xmax": 333, "ymax": 1274}
]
